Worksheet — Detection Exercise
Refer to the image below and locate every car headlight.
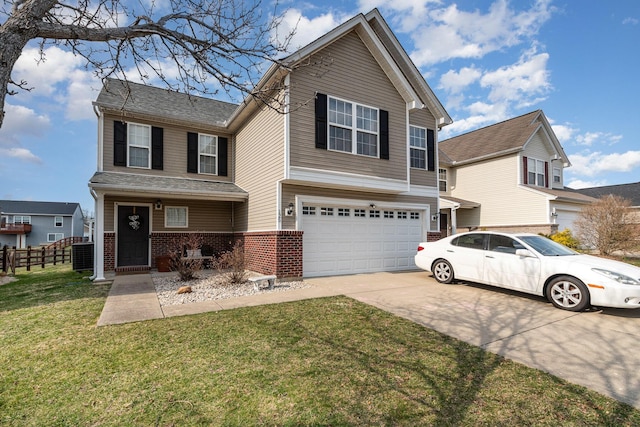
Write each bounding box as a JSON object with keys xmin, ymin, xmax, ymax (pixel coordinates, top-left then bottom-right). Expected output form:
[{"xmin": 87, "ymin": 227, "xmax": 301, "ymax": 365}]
[{"xmin": 592, "ymin": 268, "xmax": 640, "ymax": 285}]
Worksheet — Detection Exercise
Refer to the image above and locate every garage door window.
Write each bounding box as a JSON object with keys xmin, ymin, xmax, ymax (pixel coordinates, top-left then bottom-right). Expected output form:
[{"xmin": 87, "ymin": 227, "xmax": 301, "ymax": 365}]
[
  {"xmin": 338, "ymin": 208, "xmax": 350, "ymax": 216},
  {"xmin": 355, "ymin": 209, "xmax": 366, "ymax": 217},
  {"xmin": 303, "ymin": 206, "xmax": 316, "ymax": 215},
  {"xmin": 398, "ymin": 212, "xmax": 407, "ymax": 219},
  {"xmin": 410, "ymin": 212, "xmax": 420, "ymax": 219},
  {"xmin": 321, "ymin": 207, "xmax": 334, "ymax": 216}
]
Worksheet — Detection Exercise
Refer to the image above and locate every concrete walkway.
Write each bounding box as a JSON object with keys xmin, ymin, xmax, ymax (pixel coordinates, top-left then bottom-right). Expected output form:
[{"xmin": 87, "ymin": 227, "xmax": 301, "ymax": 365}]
[{"xmin": 97, "ymin": 270, "xmax": 640, "ymax": 410}]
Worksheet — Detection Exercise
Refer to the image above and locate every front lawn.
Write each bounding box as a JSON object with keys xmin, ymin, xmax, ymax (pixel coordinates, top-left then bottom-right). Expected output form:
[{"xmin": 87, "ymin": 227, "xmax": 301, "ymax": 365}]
[{"xmin": 1, "ymin": 266, "xmax": 639, "ymax": 425}]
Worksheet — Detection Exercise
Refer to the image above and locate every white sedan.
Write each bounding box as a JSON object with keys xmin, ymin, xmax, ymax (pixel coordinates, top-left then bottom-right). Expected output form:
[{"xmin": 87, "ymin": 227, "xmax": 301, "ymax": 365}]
[{"xmin": 415, "ymin": 231, "xmax": 640, "ymax": 311}]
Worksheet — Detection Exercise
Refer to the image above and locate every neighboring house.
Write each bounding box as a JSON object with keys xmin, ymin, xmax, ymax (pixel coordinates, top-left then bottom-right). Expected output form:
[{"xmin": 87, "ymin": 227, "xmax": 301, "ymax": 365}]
[
  {"xmin": 575, "ymin": 182, "xmax": 640, "ymax": 223},
  {"xmin": 437, "ymin": 110, "xmax": 596, "ymax": 236},
  {"xmin": 0, "ymin": 200, "xmax": 85, "ymax": 248},
  {"xmin": 88, "ymin": 9, "xmax": 452, "ymax": 281}
]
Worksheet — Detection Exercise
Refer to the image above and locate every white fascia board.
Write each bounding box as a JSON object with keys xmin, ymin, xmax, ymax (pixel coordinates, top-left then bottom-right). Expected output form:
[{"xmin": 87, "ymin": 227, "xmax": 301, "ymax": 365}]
[
  {"xmin": 87, "ymin": 184, "xmax": 248, "ymax": 201},
  {"xmin": 289, "ymin": 166, "xmax": 408, "ymax": 193}
]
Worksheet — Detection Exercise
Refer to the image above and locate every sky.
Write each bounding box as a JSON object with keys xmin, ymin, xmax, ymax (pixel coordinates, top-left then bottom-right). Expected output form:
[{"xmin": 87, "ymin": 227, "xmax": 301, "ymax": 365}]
[{"xmin": 1, "ymin": 0, "xmax": 639, "ymax": 216}]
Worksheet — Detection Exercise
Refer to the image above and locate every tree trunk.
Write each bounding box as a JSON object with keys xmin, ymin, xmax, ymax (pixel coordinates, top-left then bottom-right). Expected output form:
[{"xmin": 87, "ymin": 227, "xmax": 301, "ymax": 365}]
[{"xmin": 0, "ymin": 0, "xmax": 59, "ymax": 129}]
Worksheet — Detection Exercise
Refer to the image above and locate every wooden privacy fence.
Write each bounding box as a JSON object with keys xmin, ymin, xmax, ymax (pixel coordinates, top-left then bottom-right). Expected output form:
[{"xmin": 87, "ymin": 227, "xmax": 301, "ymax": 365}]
[{"xmin": 1, "ymin": 237, "xmax": 85, "ymax": 273}]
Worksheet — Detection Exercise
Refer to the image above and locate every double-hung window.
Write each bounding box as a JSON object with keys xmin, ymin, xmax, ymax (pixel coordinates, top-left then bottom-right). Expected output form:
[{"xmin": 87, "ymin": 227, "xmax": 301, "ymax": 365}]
[
  {"xmin": 54, "ymin": 216, "xmax": 63, "ymax": 227},
  {"xmin": 527, "ymin": 158, "xmax": 546, "ymax": 187},
  {"xmin": 128, "ymin": 123, "xmax": 151, "ymax": 168},
  {"xmin": 165, "ymin": 207, "xmax": 188, "ymax": 228},
  {"xmin": 553, "ymin": 167, "xmax": 561, "ymax": 184},
  {"xmin": 199, "ymin": 134, "xmax": 218, "ymax": 175},
  {"xmin": 438, "ymin": 168, "xmax": 447, "ymax": 191},
  {"xmin": 410, "ymin": 125, "xmax": 427, "ymax": 169},
  {"xmin": 328, "ymin": 97, "xmax": 378, "ymax": 157}
]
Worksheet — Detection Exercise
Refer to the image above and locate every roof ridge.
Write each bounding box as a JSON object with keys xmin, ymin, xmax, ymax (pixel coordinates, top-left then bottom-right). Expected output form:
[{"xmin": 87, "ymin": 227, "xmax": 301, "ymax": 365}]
[{"xmin": 440, "ymin": 109, "xmax": 541, "ymax": 143}]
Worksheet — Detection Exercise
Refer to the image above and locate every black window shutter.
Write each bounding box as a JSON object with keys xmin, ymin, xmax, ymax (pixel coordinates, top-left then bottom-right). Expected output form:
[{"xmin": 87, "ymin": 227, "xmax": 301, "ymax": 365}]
[
  {"xmin": 315, "ymin": 93, "xmax": 327, "ymax": 149},
  {"xmin": 187, "ymin": 132, "xmax": 198, "ymax": 173},
  {"xmin": 380, "ymin": 110, "xmax": 389, "ymax": 160},
  {"xmin": 544, "ymin": 161, "xmax": 549, "ymax": 187},
  {"xmin": 151, "ymin": 126, "xmax": 163, "ymax": 170},
  {"xmin": 427, "ymin": 129, "xmax": 435, "ymax": 171},
  {"xmin": 523, "ymin": 156, "xmax": 528, "ymax": 184},
  {"xmin": 218, "ymin": 137, "xmax": 228, "ymax": 176},
  {"xmin": 113, "ymin": 121, "xmax": 127, "ymax": 166}
]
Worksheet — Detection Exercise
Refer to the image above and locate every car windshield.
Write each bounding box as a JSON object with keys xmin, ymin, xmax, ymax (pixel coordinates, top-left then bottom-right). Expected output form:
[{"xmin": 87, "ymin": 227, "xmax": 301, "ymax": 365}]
[{"xmin": 518, "ymin": 235, "xmax": 578, "ymax": 256}]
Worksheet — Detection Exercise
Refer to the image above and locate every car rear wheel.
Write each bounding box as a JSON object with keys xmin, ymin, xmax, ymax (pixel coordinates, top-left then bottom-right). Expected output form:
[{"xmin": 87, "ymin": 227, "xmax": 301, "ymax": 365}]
[
  {"xmin": 546, "ymin": 276, "xmax": 590, "ymax": 312},
  {"xmin": 432, "ymin": 259, "xmax": 454, "ymax": 284}
]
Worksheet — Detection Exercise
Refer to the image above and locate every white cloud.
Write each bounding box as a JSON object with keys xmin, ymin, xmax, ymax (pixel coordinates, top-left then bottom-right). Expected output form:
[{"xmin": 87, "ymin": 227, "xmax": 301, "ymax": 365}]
[
  {"xmin": 480, "ymin": 49, "xmax": 551, "ymax": 106},
  {"xmin": 565, "ymin": 178, "xmax": 609, "ymax": 189},
  {"xmin": 0, "ymin": 148, "xmax": 42, "ymax": 164},
  {"xmin": 550, "ymin": 123, "xmax": 576, "ymax": 143},
  {"xmin": 568, "ymin": 150, "xmax": 640, "ymax": 177},
  {"xmin": 0, "ymin": 104, "xmax": 50, "ymax": 141},
  {"xmin": 439, "ymin": 66, "xmax": 482, "ymax": 94},
  {"xmin": 574, "ymin": 131, "xmax": 623, "ymax": 147},
  {"xmin": 407, "ymin": 0, "xmax": 555, "ymax": 67},
  {"xmin": 275, "ymin": 9, "xmax": 349, "ymax": 52},
  {"xmin": 623, "ymin": 17, "xmax": 639, "ymax": 25}
]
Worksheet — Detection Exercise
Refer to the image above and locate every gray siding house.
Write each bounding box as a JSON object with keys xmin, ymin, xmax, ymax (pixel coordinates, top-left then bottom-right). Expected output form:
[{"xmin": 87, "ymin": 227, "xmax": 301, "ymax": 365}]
[{"xmin": 0, "ymin": 200, "xmax": 85, "ymax": 248}]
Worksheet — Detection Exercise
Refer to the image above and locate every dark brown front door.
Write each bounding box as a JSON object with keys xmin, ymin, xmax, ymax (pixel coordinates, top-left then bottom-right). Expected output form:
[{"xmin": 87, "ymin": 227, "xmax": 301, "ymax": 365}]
[{"xmin": 118, "ymin": 205, "xmax": 150, "ymax": 266}]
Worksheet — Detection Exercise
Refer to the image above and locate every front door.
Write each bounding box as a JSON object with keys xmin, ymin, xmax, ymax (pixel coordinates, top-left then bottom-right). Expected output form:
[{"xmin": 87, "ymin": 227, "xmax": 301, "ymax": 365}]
[{"xmin": 117, "ymin": 205, "xmax": 150, "ymax": 266}]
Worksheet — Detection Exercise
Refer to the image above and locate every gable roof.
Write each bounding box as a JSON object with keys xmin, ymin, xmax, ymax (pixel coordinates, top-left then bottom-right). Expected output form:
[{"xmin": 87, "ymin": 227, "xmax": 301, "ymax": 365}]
[
  {"xmin": 0, "ymin": 200, "xmax": 81, "ymax": 216},
  {"xmin": 94, "ymin": 78, "xmax": 238, "ymax": 129},
  {"xmin": 229, "ymin": 8, "xmax": 451, "ymax": 129},
  {"xmin": 439, "ymin": 110, "xmax": 569, "ymax": 166},
  {"xmin": 574, "ymin": 182, "xmax": 640, "ymax": 206}
]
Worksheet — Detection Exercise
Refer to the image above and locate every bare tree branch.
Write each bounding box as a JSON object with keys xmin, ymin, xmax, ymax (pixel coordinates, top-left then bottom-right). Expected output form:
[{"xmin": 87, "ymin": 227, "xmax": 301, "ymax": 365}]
[{"xmin": 0, "ymin": 0, "xmax": 296, "ymax": 128}]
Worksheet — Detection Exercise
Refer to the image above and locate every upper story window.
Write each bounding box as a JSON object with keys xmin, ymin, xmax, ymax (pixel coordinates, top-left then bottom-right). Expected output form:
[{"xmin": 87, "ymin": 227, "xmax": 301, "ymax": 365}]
[
  {"xmin": 128, "ymin": 123, "xmax": 151, "ymax": 168},
  {"xmin": 198, "ymin": 134, "xmax": 218, "ymax": 175},
  {"xmin": 328, "ymin": 96, "xmax": 379, "ymax": 157},
  {"xmin": 410, "ymin": 125, "xmax": 427, "ymax": 169},
  {"xmin": 113, "ymin": 121, "xmax": 163, "ymax": 170},
  {"xmin": 54, "ymin": 216, "xmax": 63, "ymax": 227},
  {"xmin": 13, "ymin": 215, "xmax": 31, "ymax": 224},
  {"xmin": 527, "ymin": 157, "xmax": 546, "ymax": 187},
  {"xmin": 553, "ymin": 167, "xmax": 561, "ymax": 184},
  {"xmin": 438, "ymin": 168, "xmax": 447, "ymax": 192}
]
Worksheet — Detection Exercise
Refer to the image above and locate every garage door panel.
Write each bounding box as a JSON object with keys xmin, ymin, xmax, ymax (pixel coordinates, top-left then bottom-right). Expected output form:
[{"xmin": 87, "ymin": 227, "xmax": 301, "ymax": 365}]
[{"xmin": 303, "ymin": 203, "xmax": 424, "ymax": 277}]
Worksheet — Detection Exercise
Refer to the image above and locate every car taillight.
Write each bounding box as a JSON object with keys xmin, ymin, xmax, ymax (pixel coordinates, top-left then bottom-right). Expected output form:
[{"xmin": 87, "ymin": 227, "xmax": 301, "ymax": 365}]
[{"xmin": 417, "ymin": 245, "xmax": 425, "ymax": 252}]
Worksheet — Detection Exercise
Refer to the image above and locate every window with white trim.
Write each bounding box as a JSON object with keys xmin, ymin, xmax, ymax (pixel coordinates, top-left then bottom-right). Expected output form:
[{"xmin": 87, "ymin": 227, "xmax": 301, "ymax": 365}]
[
  {"xmin": 128, "ymin": 123, "xmax": 151, "ymax": 168},
  {"xmin": 54, "ymin": 216, "xmax": 63, "ymax": 227},
  {"xmin": 13, "ymin": 215, "xmax": 31, "ymax": 224},
  {"xmin": 384, "ymin": 211, "xmax": 394, "ymax": 219},
  {"xmin": 338, "ymin": 208, "xmax": 350, "ymax": 217},
  {"xmin": 553, "ymin": 167, "xmax": 561, "ymax": 184},
  {"xmin": 47, "ymin": 233, "xmax": 64, "ymax": 242},
  {"xmin": 320, "ymin": 207, "xmax": 334, "ymax": 216},
  {"xmin": 528, "ymin": 158, "xmax": 546, "ymax": 187},
  {"xmin": 397, "ymin": 211, "xmax": 407, "ymax": 219},
  {"xmin": 369, "ymin": 210, "xmax": 380, "ymax": 218},
  {"xmin": 438, "ymin": 168, "xmax": 447, "ymax": 192},
  {"xmin": 329, "ymin": 96, "xmax": 378, "ymax": 157},
  {"xmin": 302, "ymin": 206, "xmax": 316, "ymax": 216},
  {"xmin": 165, "ymin": 206, "xmax": 188, "ymax": 228},
  {"xmin": 410, "ymin": 212, "xmax": 420, "ymax": 220},
  {"xmin": 410, "ymin": 125, "xmax": 427, "ymax": 169},
  {"xmin": 199, "ymin": 134, "xmax": 218, "ymax": 175}
]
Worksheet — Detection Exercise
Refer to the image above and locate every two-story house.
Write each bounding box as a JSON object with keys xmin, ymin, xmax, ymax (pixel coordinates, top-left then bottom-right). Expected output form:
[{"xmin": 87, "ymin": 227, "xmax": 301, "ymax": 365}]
[
  {"xmin": 89, "ymin": 9, "xmax": 452, "ymax": 281},
  {"xmin": 437, "ymin": 110, "xmax": 596, "ymax": 236},
  {"xmin": 0, "ymin": 200, "xmax": 85, "ymax": 248}
]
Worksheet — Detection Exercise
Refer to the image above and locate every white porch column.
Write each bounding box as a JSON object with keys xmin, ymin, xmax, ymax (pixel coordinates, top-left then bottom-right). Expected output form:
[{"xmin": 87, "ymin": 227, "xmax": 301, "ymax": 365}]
[{"xmin": 92, "ymin": 191, "xmax": 106, "ymax": 282}]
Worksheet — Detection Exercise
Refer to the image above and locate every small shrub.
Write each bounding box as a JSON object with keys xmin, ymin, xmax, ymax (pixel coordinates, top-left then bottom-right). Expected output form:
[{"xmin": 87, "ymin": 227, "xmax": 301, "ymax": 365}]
[
  {"xmin": 214, "ymin": 241, "xmax": 249, "ymax": 284},
  {"xmin": 169, "ymin": 234, "xmax": 204, "ymax": 281},
  {"xmin": 550, "ymin": 228, "xmax": 580, "ymax": 250}
]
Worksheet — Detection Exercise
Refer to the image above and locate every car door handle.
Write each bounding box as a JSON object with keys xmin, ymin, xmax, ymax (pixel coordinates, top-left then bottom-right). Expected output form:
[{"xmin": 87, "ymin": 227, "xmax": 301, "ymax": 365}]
[{"xmin": 485, "ymin": 255, "xmax": 494, "ymax": 259}]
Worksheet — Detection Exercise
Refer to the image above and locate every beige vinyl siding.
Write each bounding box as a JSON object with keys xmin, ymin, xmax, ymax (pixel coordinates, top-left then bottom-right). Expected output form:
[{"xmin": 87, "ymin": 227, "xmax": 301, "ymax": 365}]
[
  {"xmin": 280, "ymin": 184, "xmax": 438, "ymax": 232},
  {"xmin": 103, "ymin": 196, "xmax": 233, "ymax": 232},
  {"xmin": 288, "ymin": 32, "xmax": 407, "ymax": 181},
  {"xmin": 451, "ymin": 155, "xmax": 549, "ymax": 227},
  {"xmin": 409, "ymin": 109, "xmax": 438, "ymax": 187},
  {"xmin": 234, "ymin": 104, "xmax": 285, "ymax": 231},
  {"xmin": 102, "ymin": 113, "xmax": 232, "ymax": 182}
]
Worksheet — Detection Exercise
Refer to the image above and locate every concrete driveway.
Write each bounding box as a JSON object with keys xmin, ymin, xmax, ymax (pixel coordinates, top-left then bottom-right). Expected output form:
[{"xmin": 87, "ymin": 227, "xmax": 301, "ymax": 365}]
[{"xmin": 310, "ymin": 271, "xmax": 640, "ymax": 409}]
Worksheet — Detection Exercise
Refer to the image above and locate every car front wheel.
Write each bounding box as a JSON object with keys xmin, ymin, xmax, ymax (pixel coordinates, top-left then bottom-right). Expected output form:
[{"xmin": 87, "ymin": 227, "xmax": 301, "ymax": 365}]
[
  {"xmin": 546, "ymin": 276, "xmax": 590, "ymax": 312},
  {"xmin": 432, "ymin": 259, "xmax": 454, "ymax": 284}
]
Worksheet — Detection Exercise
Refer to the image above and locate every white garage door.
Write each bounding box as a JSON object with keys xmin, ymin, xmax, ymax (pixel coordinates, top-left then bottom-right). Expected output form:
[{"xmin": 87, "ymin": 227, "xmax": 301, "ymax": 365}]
[
  {"xmin": 302, "ymin": 204, "xmax": 425, "ymax": 277},
  {"xmin": 555, "ymin": 209, "xmax": 579, "ymax": 232}
]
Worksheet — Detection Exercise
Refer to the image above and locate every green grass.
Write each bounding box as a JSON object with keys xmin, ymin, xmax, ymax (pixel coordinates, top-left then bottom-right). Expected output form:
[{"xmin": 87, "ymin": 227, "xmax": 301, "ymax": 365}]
[{"xmin": 2, "ymin": 266, "xmax": 640, "ymax": 425}]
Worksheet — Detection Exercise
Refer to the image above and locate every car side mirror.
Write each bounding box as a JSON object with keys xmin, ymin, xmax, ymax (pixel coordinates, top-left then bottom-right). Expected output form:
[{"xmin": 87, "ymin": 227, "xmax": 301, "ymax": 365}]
[{"xmin": 515, "ymin": 249, "xmax": 535, "ymax": 257}]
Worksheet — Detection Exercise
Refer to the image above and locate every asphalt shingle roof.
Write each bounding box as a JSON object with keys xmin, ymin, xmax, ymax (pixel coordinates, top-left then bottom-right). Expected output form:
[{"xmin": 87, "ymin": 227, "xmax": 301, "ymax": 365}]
[
  {"xmin": 574, "ymin": 182, "xmax": 640, "ymax": 206},
  {"xmin": 0, "ymin": 200, "xmax": 80, "ymax": 215},
  {"xmin": 94, "ymin": 78, "xmax": 239, "ymax": 128},
  {"xmin": 89, "ymin": 172, "xmax": 248, "ymax": 199},
  {"xmin": 439, "ymin": 110, "xmax": 542, "ymax": 163}
]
